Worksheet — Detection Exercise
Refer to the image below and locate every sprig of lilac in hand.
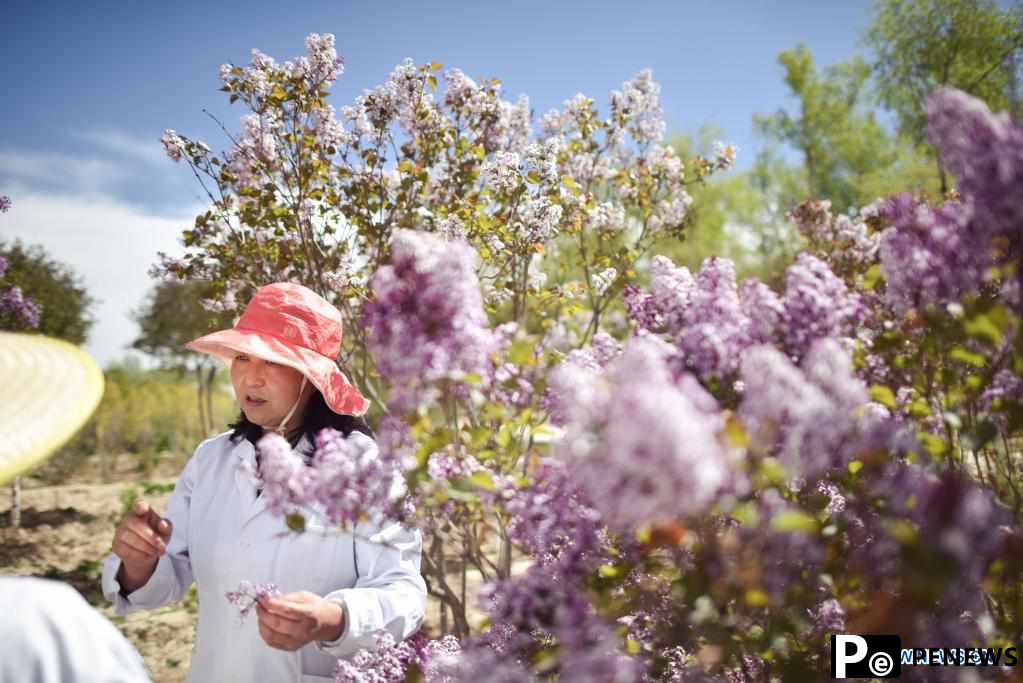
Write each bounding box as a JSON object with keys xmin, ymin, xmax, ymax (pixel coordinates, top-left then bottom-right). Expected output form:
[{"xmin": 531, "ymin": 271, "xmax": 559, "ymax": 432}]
[{"xmin": 226, "ymin": 580, "xmax": 281, "ymax": 621}]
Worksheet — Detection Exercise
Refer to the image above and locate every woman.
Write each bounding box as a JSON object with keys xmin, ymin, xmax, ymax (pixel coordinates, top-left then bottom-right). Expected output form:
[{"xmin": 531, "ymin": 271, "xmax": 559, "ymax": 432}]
[{"xmin": 101, "ymin": 282, "xmax": 427, "ymax": 682}]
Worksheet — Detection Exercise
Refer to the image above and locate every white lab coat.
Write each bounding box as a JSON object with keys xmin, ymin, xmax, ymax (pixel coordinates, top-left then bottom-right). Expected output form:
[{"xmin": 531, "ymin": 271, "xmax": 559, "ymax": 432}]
[{"xmin": 101, "ymin": 430, "xmax": 427, "ymax": 682}]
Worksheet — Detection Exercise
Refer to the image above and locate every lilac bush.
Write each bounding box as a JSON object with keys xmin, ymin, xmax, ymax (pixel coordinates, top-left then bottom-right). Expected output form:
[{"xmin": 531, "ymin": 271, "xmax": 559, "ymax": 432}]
[
  {"xmin": 153, "ymin": 34, "xmax": 1023, "ymax": 682},
  {"xmin": 0, "ymin": 199, "xmax": 43, "ymax": 332}
]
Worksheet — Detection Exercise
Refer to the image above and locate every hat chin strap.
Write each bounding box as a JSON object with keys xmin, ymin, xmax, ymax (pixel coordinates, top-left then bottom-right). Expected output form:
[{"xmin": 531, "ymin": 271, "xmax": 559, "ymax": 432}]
[{"xmin": 274, "ymin": 376, "xmax": 308, "ymax": 436}]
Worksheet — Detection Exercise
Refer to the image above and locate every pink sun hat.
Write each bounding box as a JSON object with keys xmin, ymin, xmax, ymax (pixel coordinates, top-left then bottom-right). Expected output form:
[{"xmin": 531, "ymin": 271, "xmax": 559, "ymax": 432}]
[{"xmin": 185, "ymin": 282, "xmax": 370, "ymax": 417}]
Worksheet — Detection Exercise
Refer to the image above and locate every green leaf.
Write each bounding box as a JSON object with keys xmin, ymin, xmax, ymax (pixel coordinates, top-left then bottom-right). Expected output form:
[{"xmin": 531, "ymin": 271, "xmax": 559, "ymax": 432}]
[
  {"xmin": 468, "ymin": 470, "xmax": 496, "ymax": 492},
  {"xmin": 917, "ymin": 431, "xmax": 947, "ymax": 458},
  {"xmin": 963, "ymin": 313, "xmax": 1003, "ymax": 347},
  {"xmin": 949, "ymin": 346, "xmax": 986, "ymax": 368},
  {"xmin": 862, "ymin": 264, "xmax": 884, "ymax": 290},
  {"xmin": 869, "ymin": 385, "xmax": 896, "ymax": 409},
  {"xmin": 848, "ymin": 460, "xmax": 863, "ymax": 474},
  {"xmin": 731, "ymin": 502, "xmax": 760, "ymax": 527},
  {"xmin": 507, "ymin": 339, "xmax": 533, "ymax": 365},
  {"xmin": 598, "ymin": 563, "xmax": 624, "ymax": 578},
  {"xmin": 770, "ymin": 510, "xmax": 819, "ymax": 534}
]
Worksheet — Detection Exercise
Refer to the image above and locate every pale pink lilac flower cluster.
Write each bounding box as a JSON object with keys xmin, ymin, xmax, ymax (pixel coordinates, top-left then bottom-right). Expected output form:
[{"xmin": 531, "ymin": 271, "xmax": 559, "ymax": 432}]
[
  {"xmin": 255, "ymin": 429, "xmax": 404, "ymax": 528},
  {"xmin": 333, "ymin": 631, "xmax": 461, "ymax": 683},
  {"xmin": 363, "ymin": 230, "xmax": 495, "ymax": 412},
  {"xmin": 0, "ymin": 196, "xmax": 11, "ymax": 212},
  {"xmin": 782, "ymin": 253, "xmax": 865, "ymax": 357},
  {"xmin": 225, "ymin": 580, "xmax": 281, "ymax": 621},
  {"xmin": 551, "ymin": 335, "xmax": 730, "ymax": 531},
  {"xmin": 738, "ymin": 339, "xmax": 868, "ymax": 480}
]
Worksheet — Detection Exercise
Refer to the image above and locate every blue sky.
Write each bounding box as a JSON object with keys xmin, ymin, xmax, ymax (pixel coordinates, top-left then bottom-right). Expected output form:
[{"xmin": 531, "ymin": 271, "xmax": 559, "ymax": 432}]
[{"xmin": 1, "ymin": 0, "xmax": 876, "ymax": 365}]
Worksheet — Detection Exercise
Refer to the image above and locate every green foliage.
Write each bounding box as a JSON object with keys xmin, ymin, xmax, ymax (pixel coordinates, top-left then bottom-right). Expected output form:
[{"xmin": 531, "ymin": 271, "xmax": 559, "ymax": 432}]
[
  {"xmin": 36, "ymin": 357, "xmax": 235, "ymax": 483},
  {"xmin": 866, "ymin": 0, "xmax": 1023, "ymax": 145},
  {"xmin": 866, "ymin": 0, "xmax": 1023, "ymax": 189},
  {"xmin": 755, "ymin": 45, "xmax": 940, "ymax": 212},
  {"xmin": 0, "ymin": 240, "xmax": 95, "ymax": 343}
]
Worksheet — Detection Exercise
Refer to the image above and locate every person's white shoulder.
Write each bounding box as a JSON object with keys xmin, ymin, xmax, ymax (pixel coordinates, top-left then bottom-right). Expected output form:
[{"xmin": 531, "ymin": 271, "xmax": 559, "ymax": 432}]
[{"xmin": 0, "ymin": 577, "xmax": 151, "ymax": 682}]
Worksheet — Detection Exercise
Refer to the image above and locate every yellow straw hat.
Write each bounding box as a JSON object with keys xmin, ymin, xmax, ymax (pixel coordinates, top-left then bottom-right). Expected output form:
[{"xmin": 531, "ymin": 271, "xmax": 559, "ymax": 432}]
[{"xmin": 0, "ymin": 332, "xmax": 104, "ymax": 484}]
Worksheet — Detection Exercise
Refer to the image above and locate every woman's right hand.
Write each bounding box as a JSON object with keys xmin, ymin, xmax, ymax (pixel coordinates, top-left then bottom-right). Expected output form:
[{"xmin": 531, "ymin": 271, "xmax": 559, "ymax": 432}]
[{"xmin": 112, "ymin": 499, "xmax": 172, "ymax": 592}]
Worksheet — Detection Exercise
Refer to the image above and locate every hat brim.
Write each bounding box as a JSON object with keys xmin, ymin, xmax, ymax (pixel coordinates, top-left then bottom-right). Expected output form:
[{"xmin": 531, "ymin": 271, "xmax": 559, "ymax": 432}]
[
  {"xmin": 185, "ymin": 327, "xmax": 370, "ymax": 417},
  {"xmin": 0, "ymin": 333, "xmax": 105, "ymax": 484}
]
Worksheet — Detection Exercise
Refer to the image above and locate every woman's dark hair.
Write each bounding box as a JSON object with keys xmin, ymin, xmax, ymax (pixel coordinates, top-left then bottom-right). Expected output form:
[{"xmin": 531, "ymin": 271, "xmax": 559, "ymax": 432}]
[{"xmin": 229, "ymin": 388, "xmax": 374, "ymax": 455}]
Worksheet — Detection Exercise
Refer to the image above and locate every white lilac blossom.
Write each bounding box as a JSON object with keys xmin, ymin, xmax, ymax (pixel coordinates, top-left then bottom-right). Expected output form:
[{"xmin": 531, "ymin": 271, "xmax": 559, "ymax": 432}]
[
  {"xmin": 711, "ymin": 141, "xmax": 737, "ymax": 171},
  {"xmin": 553, "ymin": 336, "xmax": 729, "ymax": 531},
  {"xmin": 523, "ymin": 139, "xmax": 560, "ymax": 185},
  {"xmin": 363, "ymin": 229, "xmax": 495, "ymax": 411},
  {"xmin": 482, "ymin": 151, "xmax": 522, "ymax": 194},
  {"xmin": 591, "ymin": 267, "xmax": 617, "ymax": 296},
  {"xmin": 610, "ymin": 69, "xmax": 666, "ymax": 145},
  {"xmin": 588, "ymin": 201, "xmax": 626, "ymax": 232},
  {"xmin": 160, "ymin": 129, "xmax": 187, "ymax": 162},
  {"xmin": 516, "ymin": 197, "xmax": 563, "ymax": 244}
]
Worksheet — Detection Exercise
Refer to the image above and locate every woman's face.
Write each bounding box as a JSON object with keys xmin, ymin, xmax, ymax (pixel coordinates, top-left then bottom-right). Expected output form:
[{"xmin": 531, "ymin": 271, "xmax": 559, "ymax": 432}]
[{"xmin": 230, "ymin": 353, "xmax": 312, "ymax": 432}]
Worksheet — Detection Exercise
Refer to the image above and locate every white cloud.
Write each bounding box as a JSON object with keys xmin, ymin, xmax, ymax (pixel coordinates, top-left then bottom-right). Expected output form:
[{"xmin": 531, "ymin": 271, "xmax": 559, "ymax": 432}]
[
  {"xmin": 0, "ymin": 150, "xmax": 124, "ymax": 195},
  {"xmin": 2, "ymin": 183, "xmax": 200, "ymax": 368},
  {"xmin": 74, "ymin": 128, "xmax": 168, "ymax": 166}
]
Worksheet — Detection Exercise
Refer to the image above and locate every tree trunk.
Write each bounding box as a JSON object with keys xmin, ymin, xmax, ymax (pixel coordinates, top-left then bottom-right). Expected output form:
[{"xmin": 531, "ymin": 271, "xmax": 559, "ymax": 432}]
[
  {"xmin": 195, "ymin": 365, "xmax": 208, "ymax": 439},
  {"xmin": 10, "ymin": 477, "xmax": 21, "ymax": 529},
  {"xmin": 205, "ymin": 365, "xmax": 217, "ymax": 434}
]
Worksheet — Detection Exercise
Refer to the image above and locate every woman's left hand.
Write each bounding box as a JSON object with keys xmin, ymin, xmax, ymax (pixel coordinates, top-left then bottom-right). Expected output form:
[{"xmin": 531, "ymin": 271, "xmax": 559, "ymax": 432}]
[{"xmin": 255, "ymin": 591, "xmax": 346, "ymax": 651}]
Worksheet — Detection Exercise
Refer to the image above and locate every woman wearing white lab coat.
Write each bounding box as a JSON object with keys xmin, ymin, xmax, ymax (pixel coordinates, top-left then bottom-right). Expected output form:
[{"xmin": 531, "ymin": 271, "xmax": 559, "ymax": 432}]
[{"xmin": 101, "ymin": 282, "xmax": 427, "ymax": 682}]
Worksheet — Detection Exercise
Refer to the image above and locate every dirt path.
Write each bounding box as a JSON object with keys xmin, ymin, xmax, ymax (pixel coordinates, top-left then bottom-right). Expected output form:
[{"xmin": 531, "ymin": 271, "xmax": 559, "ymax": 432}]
[{"xmin": 1, "ymin": 478, "xmax": 192, "ymax": 682}]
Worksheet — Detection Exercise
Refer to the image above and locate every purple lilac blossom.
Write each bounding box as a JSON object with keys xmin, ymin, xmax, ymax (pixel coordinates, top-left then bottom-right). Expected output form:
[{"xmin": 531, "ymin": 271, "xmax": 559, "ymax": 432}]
[
  {"xmin": 0, "ymin": 286, "xmax": 42, "ymax": 329},
  {"xmin": 738, "ymin": 339, "xmax": 867, "ymax": 480},
  {"xmin": 255, "ymin": 429, "xmax": 404, "ymax": 528},
  {"xmin": 363, "ymin": 229, "xmax": 495, "ymax": 412},
  {"xmin": 333, "ymin": 632, "xmax": 461, "ymax": 683},
  {"xmin": 878, "ymin": 193, "xmax": 982, "ymax": 316},
  {"xmin": 676, "ymin": 257, "xmax": 751, "ymax": 381},
  {"xmin": 739, "ymin": 278, "xmax": 784, "ymax": 345},
  {"xmin": 553, "ymin": 335, "xmax": 730, "ymax": 531},
  {"xmin": 782, "ymin": 253, "xmax": 863, "ymax": 357},
  {"xmin": 0, "ymin": 196, "xmax": 11, "ymax": 212},
  {"xmin": 504, "ymin": 459, "xmax": 604, "ymax": 574}
]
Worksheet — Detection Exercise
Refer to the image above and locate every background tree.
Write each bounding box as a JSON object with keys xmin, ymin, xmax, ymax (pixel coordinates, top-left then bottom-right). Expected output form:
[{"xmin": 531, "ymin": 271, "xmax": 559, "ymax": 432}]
[
  {"xmin": 132, "ymin": 280, "xmax": 235, "ymax": 439},
  {"xmin": 0, "ymin": 240, "xmax": 95, "ymax": 343},
  {"xmin": 754, "ymin": 45, "xmax": 936, "ymax": 212},
  {"xmin": 866, "ymin": 0, "xmax": 1023, "ymax": 191}
]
